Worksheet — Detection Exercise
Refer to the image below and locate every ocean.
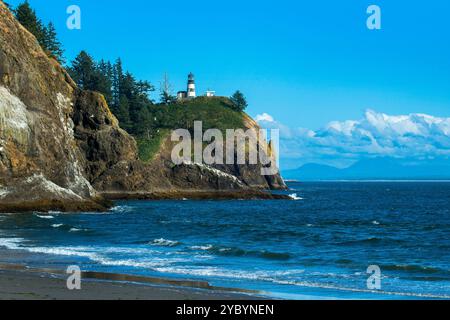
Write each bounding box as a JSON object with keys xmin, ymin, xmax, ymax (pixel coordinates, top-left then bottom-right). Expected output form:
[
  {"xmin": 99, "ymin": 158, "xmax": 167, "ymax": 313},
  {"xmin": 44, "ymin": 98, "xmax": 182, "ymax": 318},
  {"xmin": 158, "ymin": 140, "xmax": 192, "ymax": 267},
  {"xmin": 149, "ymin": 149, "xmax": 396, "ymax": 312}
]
[{"xmin": 1, "ymin": 182, "xmax": 449, "ymax": 299}]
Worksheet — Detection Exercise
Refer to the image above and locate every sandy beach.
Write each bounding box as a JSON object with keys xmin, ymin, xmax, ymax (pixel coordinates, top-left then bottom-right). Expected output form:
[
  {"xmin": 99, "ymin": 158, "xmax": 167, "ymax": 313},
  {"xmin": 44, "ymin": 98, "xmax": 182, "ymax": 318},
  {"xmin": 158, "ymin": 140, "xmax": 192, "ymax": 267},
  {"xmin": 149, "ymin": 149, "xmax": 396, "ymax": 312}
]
[
  {"xmin": 0, "ymin": 248, "xmax": 260, "ymax": 300},
  {"xmin": 0, "ymin": 264, "xmax": 260, "ymax": 300}
]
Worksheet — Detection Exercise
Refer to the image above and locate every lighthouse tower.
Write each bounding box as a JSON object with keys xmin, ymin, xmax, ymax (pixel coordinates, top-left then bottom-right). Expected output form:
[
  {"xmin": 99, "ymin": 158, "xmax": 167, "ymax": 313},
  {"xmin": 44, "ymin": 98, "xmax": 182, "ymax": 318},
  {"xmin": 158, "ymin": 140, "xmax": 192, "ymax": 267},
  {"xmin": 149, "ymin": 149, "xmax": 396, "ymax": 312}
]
[{"xmin": 187, "ymin": 72, "xmax": 196, "ymax": 98}]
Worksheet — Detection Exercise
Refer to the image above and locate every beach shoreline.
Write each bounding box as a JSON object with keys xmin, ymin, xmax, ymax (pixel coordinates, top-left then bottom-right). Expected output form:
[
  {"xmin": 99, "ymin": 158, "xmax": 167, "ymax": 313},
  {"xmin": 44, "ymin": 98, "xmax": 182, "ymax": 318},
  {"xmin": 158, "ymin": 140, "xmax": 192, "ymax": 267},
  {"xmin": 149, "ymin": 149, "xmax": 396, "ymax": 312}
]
[{"xmin": 0, "ymin": 262, "xmax": 262, "ymax": 300}]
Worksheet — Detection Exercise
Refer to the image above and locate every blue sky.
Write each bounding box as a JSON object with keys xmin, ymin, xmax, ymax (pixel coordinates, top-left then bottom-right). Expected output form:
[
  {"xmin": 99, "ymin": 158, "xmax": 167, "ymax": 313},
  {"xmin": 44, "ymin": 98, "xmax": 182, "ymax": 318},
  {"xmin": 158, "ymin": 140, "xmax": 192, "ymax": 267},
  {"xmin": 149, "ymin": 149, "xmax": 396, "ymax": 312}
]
[
  {"xmin": 7, "ymin": 0, "xmax": 450, "ymax": 169},
  {"xmin": 8, "ymin": 0, "xmax": 450, "ymax": 128}
]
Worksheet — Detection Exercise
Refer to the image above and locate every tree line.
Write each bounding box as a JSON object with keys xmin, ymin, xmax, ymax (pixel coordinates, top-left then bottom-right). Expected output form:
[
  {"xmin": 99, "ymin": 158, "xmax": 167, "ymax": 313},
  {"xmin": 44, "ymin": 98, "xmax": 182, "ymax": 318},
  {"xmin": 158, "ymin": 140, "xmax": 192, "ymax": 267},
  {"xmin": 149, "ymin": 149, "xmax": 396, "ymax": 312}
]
[
  {"xmin": 8, "ymin": 1, "xmax": 248, "ymax": 139},
  {"xmin": 67, "ymin": 51, "xmax": 155, "ymax": 135},
  {"xmin": 12, "ymin": 1, "xmax": 64, "ymax": 63}
]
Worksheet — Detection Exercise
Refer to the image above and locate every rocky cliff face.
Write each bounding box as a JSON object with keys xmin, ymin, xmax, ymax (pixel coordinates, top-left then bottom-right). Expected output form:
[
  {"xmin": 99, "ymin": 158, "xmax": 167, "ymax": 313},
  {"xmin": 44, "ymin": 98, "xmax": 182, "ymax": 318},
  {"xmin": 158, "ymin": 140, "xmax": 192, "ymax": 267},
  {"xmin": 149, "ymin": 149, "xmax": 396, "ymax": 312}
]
[
  {"xmin": 0, "ymin": 2, "xmax": 286, "ymax": 212},
  {"xmin": 0, "ymin": 2, "xmax": 103, "ymax": 211}
]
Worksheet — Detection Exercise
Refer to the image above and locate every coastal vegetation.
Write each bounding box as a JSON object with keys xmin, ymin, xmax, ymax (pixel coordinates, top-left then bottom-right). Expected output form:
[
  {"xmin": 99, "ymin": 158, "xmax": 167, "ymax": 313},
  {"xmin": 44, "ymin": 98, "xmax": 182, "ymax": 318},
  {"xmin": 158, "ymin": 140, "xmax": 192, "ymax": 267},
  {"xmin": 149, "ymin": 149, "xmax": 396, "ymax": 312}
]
[
  {"xmin": 12, "ymin": 1, "xmax": 64, "ymax": 62},
  {"xmin": 8, "ymin": 1, "xmax": 249, "ymax": 162}
]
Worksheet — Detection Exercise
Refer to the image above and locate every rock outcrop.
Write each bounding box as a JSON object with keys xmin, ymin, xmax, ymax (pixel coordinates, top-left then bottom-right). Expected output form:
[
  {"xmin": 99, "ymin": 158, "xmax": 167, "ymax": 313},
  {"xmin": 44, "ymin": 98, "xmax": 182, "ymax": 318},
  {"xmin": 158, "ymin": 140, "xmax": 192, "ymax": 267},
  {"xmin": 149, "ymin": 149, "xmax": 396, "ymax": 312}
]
[
  {"xmin": 0, "ymin": 1, "xmax": 286, "ymax": 212},
  {"xmin": 0, "ymin": 2, "xmax": 103, "ymax": 211}
]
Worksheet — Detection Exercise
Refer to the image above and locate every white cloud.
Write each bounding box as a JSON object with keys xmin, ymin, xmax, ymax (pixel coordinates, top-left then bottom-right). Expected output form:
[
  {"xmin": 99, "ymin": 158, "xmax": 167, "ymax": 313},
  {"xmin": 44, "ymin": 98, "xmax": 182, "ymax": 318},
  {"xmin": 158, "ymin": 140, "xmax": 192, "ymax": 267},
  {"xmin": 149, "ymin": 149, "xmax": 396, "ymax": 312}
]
[
  {"xmin": 255, "ymin": 109, "xmax": 450, "ymax": 168},
  {"xmin": 255, "ymin": 113, "xmax": 275, "ymax": 123}
]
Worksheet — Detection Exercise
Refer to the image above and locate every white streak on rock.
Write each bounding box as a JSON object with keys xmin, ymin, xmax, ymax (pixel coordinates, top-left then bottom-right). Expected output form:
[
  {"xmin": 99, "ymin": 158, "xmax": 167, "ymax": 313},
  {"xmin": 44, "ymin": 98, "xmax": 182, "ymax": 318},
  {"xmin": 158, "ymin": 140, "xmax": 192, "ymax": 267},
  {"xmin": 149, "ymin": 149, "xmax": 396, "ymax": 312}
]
[
  {"xmin": 56, "ymin": 93, "xmax": 96, "ymax": 197},
  {"xmin": 0, "ymin": 186, "xmax": 9, "ymax": 199},
  {"xmin": 0, "ymin": 86, "xmax": 31, "ymax": 143},
  {"xmin": 25, "ymin": 174, "xmax": 83, "ymax": 200},
  {"xmin": 182, "ymin": 161, "xmax": 244, "ymax": 186}
]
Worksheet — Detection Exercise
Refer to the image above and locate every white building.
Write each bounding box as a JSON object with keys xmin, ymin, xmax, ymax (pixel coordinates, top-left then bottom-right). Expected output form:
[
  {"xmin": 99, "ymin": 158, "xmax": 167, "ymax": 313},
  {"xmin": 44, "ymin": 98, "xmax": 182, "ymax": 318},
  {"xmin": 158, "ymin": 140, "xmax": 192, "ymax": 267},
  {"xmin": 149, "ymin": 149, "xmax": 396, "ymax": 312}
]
[
  {"xmin": 177, "ymin": 73, "xmax": 216, "ymax": 101},
  {"xmin": 177, "ymin": 72, "xmax": 196, "ymax": 100},
  {"xmin": 187, "ymin": 72, "xmax": 196, "ymax": 98}
]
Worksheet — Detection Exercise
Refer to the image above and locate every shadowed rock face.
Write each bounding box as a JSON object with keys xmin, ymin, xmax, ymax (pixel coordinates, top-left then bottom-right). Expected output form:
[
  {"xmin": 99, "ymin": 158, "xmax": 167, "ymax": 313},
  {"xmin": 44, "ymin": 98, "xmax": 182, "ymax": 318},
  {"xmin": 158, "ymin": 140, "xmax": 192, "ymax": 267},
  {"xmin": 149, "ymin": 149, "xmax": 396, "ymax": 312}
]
[{"xmin": 0, "ymin": 1, "xmax": 285, "ymax": 212}]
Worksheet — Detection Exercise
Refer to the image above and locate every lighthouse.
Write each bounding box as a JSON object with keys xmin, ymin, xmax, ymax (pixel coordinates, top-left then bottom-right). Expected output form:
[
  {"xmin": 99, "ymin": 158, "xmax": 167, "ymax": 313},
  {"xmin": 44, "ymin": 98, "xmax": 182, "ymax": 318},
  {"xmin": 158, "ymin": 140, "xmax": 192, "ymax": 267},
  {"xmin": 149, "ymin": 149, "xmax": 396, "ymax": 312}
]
[
  {"xmin": 187, "ymin": 72, "xmax": 196, "ymax": 98},
  {"xmin": 177, "ymin": 73, "xmax": 210, "ymax": 101}
]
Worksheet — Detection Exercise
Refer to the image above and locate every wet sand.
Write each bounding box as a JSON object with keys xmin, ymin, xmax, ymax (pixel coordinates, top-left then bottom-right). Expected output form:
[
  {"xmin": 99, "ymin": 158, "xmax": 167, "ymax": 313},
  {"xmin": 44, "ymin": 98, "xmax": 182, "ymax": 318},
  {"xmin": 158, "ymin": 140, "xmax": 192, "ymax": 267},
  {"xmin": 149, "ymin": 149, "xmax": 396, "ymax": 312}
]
[{"xmin": 0, "ymin": 263, "xmax": 261, "ymax": 300}]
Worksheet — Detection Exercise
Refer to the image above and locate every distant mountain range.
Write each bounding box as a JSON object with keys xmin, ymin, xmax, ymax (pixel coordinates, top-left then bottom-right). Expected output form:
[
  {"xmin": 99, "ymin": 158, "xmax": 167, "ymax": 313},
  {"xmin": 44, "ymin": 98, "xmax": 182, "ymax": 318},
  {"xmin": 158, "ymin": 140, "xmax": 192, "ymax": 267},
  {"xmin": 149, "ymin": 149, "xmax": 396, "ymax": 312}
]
[{"xmin": 283, "ymin": 158, "xmax": 450, "ymax": 181}]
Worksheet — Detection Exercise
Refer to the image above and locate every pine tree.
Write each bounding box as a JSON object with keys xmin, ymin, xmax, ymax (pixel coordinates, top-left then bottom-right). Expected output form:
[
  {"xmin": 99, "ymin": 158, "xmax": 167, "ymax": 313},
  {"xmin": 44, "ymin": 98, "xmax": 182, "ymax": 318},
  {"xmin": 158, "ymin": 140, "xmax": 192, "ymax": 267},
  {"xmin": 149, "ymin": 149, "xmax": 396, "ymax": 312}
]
[
  {"xmin": 68, "ymin": 51, "xmax": 100, "ymax": 91},
  {"xmin": 96, "ymin": 60, "xmax": 114, "ymax": 105},
  {"xmin": 117, "ymin": 95, "xmax": 131, "ymax": 130},
  {"xmin": 15, "ymin": 1, "xmax": 45, "ymax": 44},
  {"xmin": 135, "ymin": 106, "xmax": 154, "ymax": 138},
  {"xmin": 111, "ymin": 58, "xmax": 124, "ymax": 111},
  {"xmin": 42, "ymin": 22, "xmax": 64, "ymax": 63},
  {"xmin": 15, "ymin": 1, "xmax": 64, "ymax": 63},
  {"xmin": 230, "ymin": 90, "xmax": 248, "ymax": 112},
  {"xmin": 67, "ymin": 53, "xmax": 156, "ymax": 136}
]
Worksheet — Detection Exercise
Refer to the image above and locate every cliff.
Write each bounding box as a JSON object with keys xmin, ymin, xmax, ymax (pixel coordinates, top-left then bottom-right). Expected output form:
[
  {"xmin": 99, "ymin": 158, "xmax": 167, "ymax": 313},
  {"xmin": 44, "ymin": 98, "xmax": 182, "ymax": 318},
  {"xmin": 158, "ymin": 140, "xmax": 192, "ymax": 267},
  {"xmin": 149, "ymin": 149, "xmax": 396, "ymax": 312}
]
[{"xmin": 0, "ymin": 2, "xmax": 286, "ymax": 212}]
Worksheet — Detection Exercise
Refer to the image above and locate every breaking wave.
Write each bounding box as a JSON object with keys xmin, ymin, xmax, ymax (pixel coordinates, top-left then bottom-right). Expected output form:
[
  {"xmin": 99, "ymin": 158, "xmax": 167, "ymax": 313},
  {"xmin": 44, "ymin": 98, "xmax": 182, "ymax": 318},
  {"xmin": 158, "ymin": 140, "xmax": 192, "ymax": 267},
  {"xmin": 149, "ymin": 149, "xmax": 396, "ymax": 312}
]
[
  {"xmin": 149, "ymin": 238, "xmax": 181, "ymax": 247},
  {"xmin": 288, "ymin": 193, "xmax": 303, "ymax": 200},
  {"xmin": 34, "ymin": 214, "xmax": 54, "ymax": 219},
  {"xmin": 189, "ymin": 244, "xmax": 291, "ymax": 261}
]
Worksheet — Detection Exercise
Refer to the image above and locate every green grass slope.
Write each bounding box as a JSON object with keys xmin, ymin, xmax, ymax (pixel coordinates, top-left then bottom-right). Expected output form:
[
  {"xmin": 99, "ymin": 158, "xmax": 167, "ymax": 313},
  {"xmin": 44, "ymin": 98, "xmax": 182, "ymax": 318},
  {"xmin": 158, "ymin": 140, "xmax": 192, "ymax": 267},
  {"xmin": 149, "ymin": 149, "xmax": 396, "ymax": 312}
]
[{"xmin": 136, "ymin": 97, "xmax": 247, "ymax": 162}]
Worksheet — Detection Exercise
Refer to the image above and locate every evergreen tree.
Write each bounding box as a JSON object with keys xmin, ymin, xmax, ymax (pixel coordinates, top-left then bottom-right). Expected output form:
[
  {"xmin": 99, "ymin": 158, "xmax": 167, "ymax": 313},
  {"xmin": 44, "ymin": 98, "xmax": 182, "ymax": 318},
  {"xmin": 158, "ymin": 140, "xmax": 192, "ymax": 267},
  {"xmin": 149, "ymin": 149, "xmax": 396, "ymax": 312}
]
[
  {"xmin": 230, "ymin": 90, "xmax": 248, "ymax": 112},
  {"xmin": 42, "ymin": 22, "xmax": 64, "ymax": 63},
  {"xmin": 68, "ymin": 51, "xmax": 100, "ymax": 91},
  {"xmin": 111, "ymin": 58, "xmax": 124, "ymax": 112},
  {"xmin": 96, "ymin": 60, "xmax": 114, "ymax": 105},
  {"xmin": 117, "ymin": 95, "xmax": 131, "ymax": 130},
  {"xmin": 67, "ymin": 53, "xmax": 155, "ymax": 136},
  {"xmin": 135, "ymin": 107, "xmax": 154, "ymax": 138},
  {"xmin": 14, "ymin": 1, "xmax": 45, "ymax": 44},
  {"xmin": 15, "ymin": 1, "xmax": 64, "ymax": 63}
]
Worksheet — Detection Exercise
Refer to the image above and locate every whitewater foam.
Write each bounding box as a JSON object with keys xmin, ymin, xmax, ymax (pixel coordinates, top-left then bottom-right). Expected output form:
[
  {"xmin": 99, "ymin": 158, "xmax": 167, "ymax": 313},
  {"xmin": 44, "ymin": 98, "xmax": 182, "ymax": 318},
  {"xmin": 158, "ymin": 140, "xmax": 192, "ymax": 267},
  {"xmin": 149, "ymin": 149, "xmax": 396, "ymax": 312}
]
[
  {"xmin": 0, "ymin": 237, "xmax": 25, "ymax": 250},
  {"xmin": 109, "ymin": 206, "xmax": 133, "ymax": 213},
  {"xmin": 69, "ymin": 228, "xmax": 88, "ymax": 232},
  {"xmin": 150, "ymin": 238, "xmax": 181, "ymax": 247},
  {"xmin": 190, "ymin": 245, "xmax": 213, "ymax": 251},
  {"xmin": 288, "ymin": 193, "xmax": 303, "ymax": 200},
  {"xmin": 152, "ymin": 265, "xmax": 450, "ymax": 299},
  {"xmin": 1, "ymin": 235, "xmax": 448, "ymax": 299},
  {"xmin": 35, "ymin": 214, "xmax": 55, "ymax": 219}
]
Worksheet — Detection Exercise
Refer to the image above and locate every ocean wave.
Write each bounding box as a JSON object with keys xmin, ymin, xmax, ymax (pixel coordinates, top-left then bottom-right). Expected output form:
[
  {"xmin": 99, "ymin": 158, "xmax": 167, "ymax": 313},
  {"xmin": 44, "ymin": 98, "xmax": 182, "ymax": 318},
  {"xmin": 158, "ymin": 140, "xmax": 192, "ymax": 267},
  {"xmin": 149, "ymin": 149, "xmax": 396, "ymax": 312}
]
[
  {"xmin": 0, "ymin": 237, "xmax": 25, "ymax": 250},
  {"xmin": 51, "ymin": 224, "xmax": 63, "ymax": 228},
  {"xmin": 69, "ymin": 228, "xmax": 88, "ymax": 232},
  {"xmin": 381, "ymin": 264, "xmax": 448, "ymax": 275},
  {"xmin": 288, "ymin": 193, "xmax": 303, "ymax": 200},
  {"xmin": 94, "ymin": 256, "xmax": 180, "ymax": 269},
  {"xmin": 189, "ymin": 244, "xmax": 291, "ymax": 261},
  {"xmin": 153, "ymin": 265, "xmax": 450, "ymax": 299},
  {"xmin": 402, "ymin": 276, "xmax": 450, "ymax": 282},
  {"xmin": 0, "ymin": 239, "xmax": 186, "ymax": 268},
  {"xmin": 0, "ymin": 240, "xmax": 99, "ymax": 259},
  {"xmin": 25, "ymin": 246, "xmax": 99, "ymax": 259},
  {"xmin": 337, "ymin": 237, "xmax": 406, "ymax": 246},
  {"xmin": 34, "ymin": 214, "xmax": 54, "ymax": 219},
  {"xmin": 149, "ymin": 238, "xmax": 181, "ymax": 247},
  {"xmin": 271, "ymin": 279, "xmax": 450, "ymax": 299},
  {"xmin": 109, "ymin": 206, "xmax": 133, "ymax": 214},
  {"xmin": 190, "ymin": 245, "xmax": 213, "ymax": 251},
  {"xmin": 1, "ymin": 236, "xmax": 448, "ymax": 299}
]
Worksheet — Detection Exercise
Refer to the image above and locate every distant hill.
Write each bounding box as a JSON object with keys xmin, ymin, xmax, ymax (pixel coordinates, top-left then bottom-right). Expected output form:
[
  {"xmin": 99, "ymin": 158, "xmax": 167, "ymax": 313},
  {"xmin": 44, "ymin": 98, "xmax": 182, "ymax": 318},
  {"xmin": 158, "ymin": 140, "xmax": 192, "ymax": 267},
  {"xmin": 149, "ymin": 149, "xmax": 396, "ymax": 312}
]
[{"xmin": 283, "ymin": 158, "xmax": 450, "ymax": 181}]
